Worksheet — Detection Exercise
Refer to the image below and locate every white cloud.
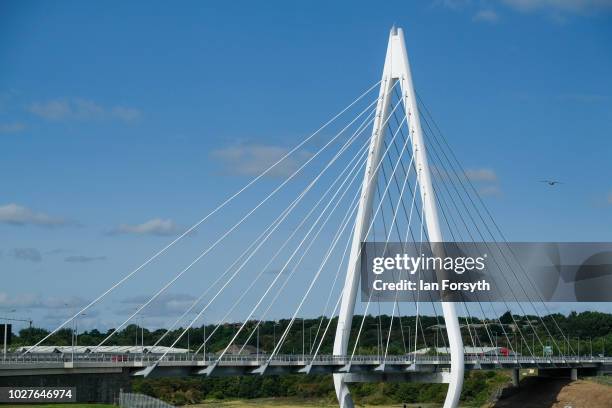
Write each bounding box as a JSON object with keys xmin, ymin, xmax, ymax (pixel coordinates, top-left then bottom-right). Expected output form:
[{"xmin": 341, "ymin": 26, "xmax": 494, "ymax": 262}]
[
  {"xmin": 11, "ymin": 248, "xmax": 42, "ymax": 262},
  {"xmin": 41, "ymin": 308, "xmax": 100, "ymax": 322},
  {"xmin": 0, "ymin": 122, "xmax": 26, "ymax": 133},
  {"xmin": 0, "ymin": 203, "xmax": 75, "ymax": 228},
  {"xmin": 119, "ymin": 293, "xmax": 198, "ymax": 317},
  {"xmin": 473, "ymin": 9, "xmax": 500, "ymax": 22},
  {"xmin": 437, "ymin": 0, "xmax": 473, "ymax": 10},
  {"xmin": 46, "ymin": 248, "xmax": 72, "ymax": 255},
  {"xmin": 0, "ymin": 292, "xmax": 86, "ymax": 309},
  {"xmin": 0, "ymin": 292, "xmax": 99, "ymax": 329},
  {"xmin": 461, "ymin": 168, "xmax": 502, "ymax": 197},
  {"xmin": 64, "ymin": 255, "xmax": 107, "ymax": 263},
  {"xmin": 465, "ymin": 168, "xmax": 498, "ymax": 182},
  {"xmin": 111, "ymin": 106, "xmax": 141, "ymax": 122},
  {"xmin": 431, "ymin": 166, "xmax": 502, "ymax": 198},
  {"xmin": 438, "ymin": 0, "xmax": 612, "ymax": 21},
  {"xmin": 72, "ymin": 98, "xmax": 105, "ymax": 118},
  {"xmin": 501, "ymin": 0, "xmax": 612, "ymax": 15},
  {"xmin": 110, "ymin": 218, "xmax": 185, "ymax": 236},
  {"xmin": 27, "ymin": 98, "xmax": 141, "ymax": 123},
  {"xmin": 27, "ymin": 100, "xmax": 71, "ymax": 120},
  {"xmin": 478, "ymin": 185, "xmax": 503, "ymax": 197},
  {"xmin": 211, "ymin": 144, "xmax": 312, "ymax": 178}
]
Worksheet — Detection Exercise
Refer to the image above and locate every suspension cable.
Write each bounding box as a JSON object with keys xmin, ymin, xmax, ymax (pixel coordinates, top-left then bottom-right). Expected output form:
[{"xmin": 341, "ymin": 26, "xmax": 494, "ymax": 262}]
[{"xmin": 24, "ymin": 80, "xmax": 382, "ymax": 354}]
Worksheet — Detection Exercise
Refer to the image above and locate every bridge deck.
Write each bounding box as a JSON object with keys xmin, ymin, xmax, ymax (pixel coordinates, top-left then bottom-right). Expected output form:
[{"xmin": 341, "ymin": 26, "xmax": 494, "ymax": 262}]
[{"xmin": 2, "ymin": 353, "xmax": 611, "ymax": 378}]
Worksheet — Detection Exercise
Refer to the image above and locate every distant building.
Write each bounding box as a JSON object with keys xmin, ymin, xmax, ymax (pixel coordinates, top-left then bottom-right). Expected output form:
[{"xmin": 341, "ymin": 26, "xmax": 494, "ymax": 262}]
[
  {"xmin": 19, "ymin": 345, "xmax": 189, "ymax": 354},
  {"xmin": 412, "ymin": 346, "xmax": 519, "ymax": 357},
  {"xmin": 218, "ymin": 344, "xmax": 264, "ymax": 355}
]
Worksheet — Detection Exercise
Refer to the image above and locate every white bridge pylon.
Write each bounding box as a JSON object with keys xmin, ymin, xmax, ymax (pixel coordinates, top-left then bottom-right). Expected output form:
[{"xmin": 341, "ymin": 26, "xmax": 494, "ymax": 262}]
[{"xmin": 332, "ymin": 27, "xmax": 465, "ymax": 408}]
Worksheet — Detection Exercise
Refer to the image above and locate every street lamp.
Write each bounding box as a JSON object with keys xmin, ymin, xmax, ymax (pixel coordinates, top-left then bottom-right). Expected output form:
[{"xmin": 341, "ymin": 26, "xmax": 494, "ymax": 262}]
[
  {"xmin": 369, "ymin": 322, "xmax": 381, "ymax": 359},
  {"xmin": 64, "ymin": 304, "xmax": 77, "ymax": 362},
  {"xmin": 309, "ymin": 326, "xmax": 313, "ymax": 354},
  {"xmin": 134, "ymin": 317, "xmax": 138, "ymax": 347},
  {"xmin": 2, "ymin": 309, "xmax": 16, "ymax": 361},
  {"xmin": 202, "ymin": 322, "xmax": 206, "ymax": 361},
  {"xmin": 72, "ymin": 312, "xmax": 86, "ymax": 363},
  {"xmin": 75, "ymin": 313, "xmax": 86, "ymax": 348},
  {"xmin": 273, "ymin": 321, "xmax": 279, "ymax": 349},
  {"xmin": 407, "ymin": 324, "xmax": 411, "ymax": 357},
  {"xmin": 256, "ymin": 322, "xmax": 260, "ymax": 359},
  {"xmin": 1, "ymin": 311, "xmax": 32, "ymax": 358}
]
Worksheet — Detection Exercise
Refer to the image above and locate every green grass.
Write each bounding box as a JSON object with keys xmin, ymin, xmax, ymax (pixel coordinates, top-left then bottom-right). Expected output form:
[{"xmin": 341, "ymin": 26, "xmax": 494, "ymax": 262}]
[{"xmin": 587, "ymin": 375, "xmax": 612, "ymax": 386}]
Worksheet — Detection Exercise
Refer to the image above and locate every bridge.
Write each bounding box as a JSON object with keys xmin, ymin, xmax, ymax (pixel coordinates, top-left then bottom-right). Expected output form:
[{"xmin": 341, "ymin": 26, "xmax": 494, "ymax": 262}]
[
  {"xmin": 3, "ymin": 353, "xmax": 612, "ymax": 381},
  {"xmin": 5, "ymin": 26, "xmax": 607, "ymax": 408}
]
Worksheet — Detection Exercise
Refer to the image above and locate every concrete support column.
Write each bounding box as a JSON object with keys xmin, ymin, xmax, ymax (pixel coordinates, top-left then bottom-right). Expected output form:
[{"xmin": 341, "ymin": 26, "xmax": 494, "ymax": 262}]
[
  {"xmin": 570, "ymin": 368, "xmax": 578, "ymax": 381},
  {"xmin": 511, "ymin": 368, "xmax": 520, "ymax": 387}
]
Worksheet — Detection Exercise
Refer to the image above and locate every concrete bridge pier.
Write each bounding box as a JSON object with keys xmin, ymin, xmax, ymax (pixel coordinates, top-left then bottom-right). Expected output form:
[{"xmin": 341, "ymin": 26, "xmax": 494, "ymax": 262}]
[
  {"xmin": 570, "ymin": 368, "xmax": 578, "ymax": 381},
  {"xmin": 511, "ymin": 368, "xmax": 520, "ymax": 387},
  {"xmin": 537, "ymin": 367, "xmax": 585, "ymax": 379}
]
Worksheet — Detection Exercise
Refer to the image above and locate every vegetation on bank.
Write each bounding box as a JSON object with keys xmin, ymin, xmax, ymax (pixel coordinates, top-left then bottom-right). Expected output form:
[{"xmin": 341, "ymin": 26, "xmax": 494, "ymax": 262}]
[
  {"xmin": 9, "ymin": 311, "xmax": 612, "ymax": 359},
  {"xmin": 132, "ymin": 371, "xmax": 509, "ymax": 406},
  {"xmin": 7, "ymin": 311, "xmax": 612, "ymax": 406}
]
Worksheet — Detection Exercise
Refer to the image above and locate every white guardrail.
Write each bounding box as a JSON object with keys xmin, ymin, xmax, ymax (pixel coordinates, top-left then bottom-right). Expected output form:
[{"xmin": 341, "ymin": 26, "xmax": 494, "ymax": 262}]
[{"xmin": 2, "ymin": 352, "xmax": 612, "ymax": 366}]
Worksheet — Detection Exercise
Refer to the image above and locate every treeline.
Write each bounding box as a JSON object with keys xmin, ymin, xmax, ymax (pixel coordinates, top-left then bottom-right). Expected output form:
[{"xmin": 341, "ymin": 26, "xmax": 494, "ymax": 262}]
[
  {"xmin": 131, "ymin": 371, "xmax": 508, "ymax": 406},
  {"xmin": 12, "ymin": 314, "xmax": 443, "ymax": 355},
  {"xmin": 11, "ymin": 311, "xmax": 612, "ymax": 357},
  {"xmin": 10, "ymin": 311, "xmax": 611, "ymax": 405}
]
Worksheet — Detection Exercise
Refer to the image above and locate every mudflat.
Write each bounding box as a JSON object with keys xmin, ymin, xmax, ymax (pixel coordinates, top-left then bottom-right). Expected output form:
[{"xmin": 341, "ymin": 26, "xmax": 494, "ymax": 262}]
[{"xmin": 494, "ymin": 377, "xmax": 612, "ymax": 408}]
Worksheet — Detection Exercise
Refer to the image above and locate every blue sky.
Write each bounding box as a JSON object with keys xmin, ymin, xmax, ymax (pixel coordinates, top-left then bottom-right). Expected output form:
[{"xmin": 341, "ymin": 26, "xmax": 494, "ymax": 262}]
[{"xmin": 1, "ymin": 1, "xmax": 612, "ymax": 332}]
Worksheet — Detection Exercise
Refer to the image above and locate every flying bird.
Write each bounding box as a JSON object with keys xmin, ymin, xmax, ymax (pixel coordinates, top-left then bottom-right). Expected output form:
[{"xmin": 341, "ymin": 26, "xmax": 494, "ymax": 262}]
[{"xmin": 539, "ymin": 180, "xmax": 563, "ymax": 186}]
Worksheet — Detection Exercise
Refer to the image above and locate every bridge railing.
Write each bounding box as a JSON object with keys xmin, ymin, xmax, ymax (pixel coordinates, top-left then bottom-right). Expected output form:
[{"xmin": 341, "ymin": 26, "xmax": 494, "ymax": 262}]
[{"xmin": 2, "ymin": 352, "xmax": 612, "ymax": 366}]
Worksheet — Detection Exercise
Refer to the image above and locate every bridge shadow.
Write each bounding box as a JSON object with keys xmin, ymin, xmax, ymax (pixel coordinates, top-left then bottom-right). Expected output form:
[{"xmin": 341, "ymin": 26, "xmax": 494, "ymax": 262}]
[{"xmin": 493, "ymin": 377, "xmax": 571, "ymax": 408}]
